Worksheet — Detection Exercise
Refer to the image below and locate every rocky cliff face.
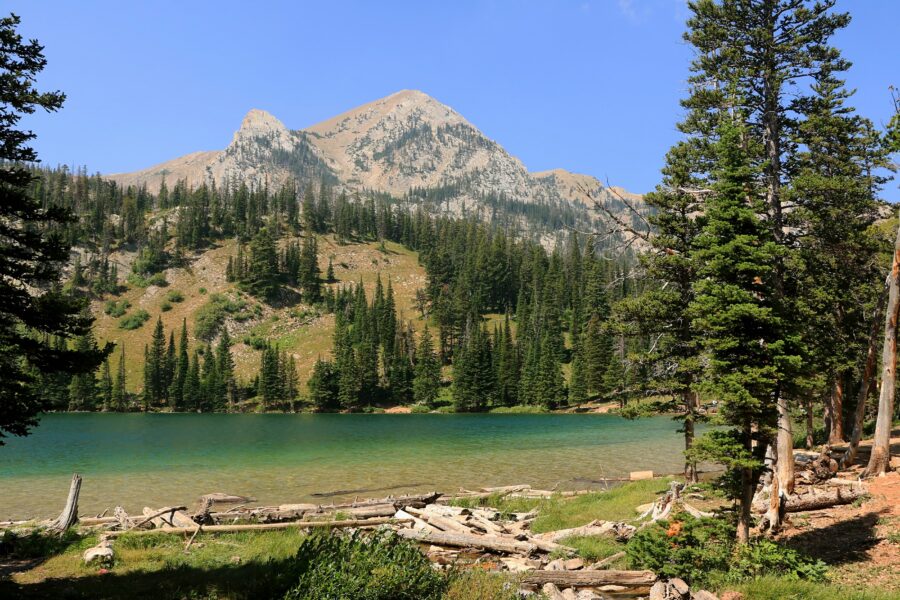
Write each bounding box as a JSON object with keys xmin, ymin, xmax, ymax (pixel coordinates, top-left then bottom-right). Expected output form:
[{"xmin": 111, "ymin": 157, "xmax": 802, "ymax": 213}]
[{"xmin": 107, "ymin": 90, "xmax": 645, "ymax": 236}]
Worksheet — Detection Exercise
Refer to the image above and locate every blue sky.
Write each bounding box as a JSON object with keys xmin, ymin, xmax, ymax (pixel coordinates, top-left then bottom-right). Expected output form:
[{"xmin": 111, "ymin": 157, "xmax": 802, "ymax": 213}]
[{"xmin": 8, "ymin": 0, "xmax": 899, "ymax": 196}]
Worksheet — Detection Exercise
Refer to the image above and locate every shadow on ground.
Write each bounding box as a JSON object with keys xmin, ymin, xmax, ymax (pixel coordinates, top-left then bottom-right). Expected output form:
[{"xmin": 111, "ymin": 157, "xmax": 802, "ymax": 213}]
[
  {"xmin": 0, "ymin": 557, "xmax": 297, "ymax": 600},
  {"xmin": 782, "ymin": 509, "xmax": 888, "ymax": 566}
]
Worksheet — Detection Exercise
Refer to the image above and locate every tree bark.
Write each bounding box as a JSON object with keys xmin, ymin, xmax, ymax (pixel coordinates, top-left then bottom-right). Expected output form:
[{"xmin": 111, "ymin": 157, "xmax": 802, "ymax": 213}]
[
  {"xmin": 765, "ymin": 392, "xmax": 794, "ymax": 531},
  {"xmin": 395, "ymin": 528, "xmax": 540, "ymax": 555},
  {"xmin": 805, "ymin": 397, "xmax": 815, "ymax": 450},
  {"xmin": 522, "ymin": 570, "xmax": 657, "ymax": 588},
  {"xmin": 48, "ymin": 474, "xmax": 82, "ymax": 533},
  {"xmin": 828, "ymin": 375, "xmax": 845, "ymax": 444},
  {"xmin": 840, "ymin": 280, "xmax": 887, "ymax": 469},
  {"xmin": 754, "ymin": 486, "xmax": 866, "ymax": 513},
  {"xmin": 107, "ymin": 517, "xmax": 409, "ymax": 538},
  {"xmin": 864, "ymin": 218, "xmax": 900, "ymax": 478},
  {"xmin": 737, "ymin": 423, "xmax": 753, "ymax": 544}
]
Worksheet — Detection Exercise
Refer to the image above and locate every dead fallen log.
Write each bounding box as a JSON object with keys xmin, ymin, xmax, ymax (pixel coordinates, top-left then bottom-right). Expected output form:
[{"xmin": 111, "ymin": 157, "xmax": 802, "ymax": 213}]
[
  {"xmin": 753, "ymin": 486, "xmax": 867, "ymax": 514},
  {"xmin": 143, "ymin": 506, "xmax": 196, "ymax": 529},
  {"xmin": 132, "ymin": 506, "xmax": 188, "ymax": 529},
  {"xmin": 199, "ymin": 493, "xmax": 254, "ymax": 504},
  {"xmin": 539, "ymin": 521, "xmax": 636, "ymax": 543},
  {"xmin": 106, "ymin": 517, "xmax": 410, "ymax": 538},
  {"xmin": 395, "ymin": 528, "xmax": 538, "ymax": 555},
  {"xmin": 522, "ymin": 569, "xmax": 657, "ymax": 587},
  {"xmin": 589, "ymin": 551, "xmax": 626, "ymax": 569},
  {"xmin": 327, "ymin": 492, "xmax": 441, "ymax": 510},
  {"xmin": 48, "ymin": 474, "xmax": 82, "ymax": 533}
]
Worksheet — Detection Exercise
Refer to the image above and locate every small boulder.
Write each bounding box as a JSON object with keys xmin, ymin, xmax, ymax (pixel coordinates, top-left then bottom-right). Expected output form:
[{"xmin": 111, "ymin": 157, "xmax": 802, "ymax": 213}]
[
  {"xmin": 563, "ymin": 557, "xmax": 585, "ymax": 570},
  {"xmin": 693, "ymin": 591, "xmax": 720, "ymax": 600},
  {"xmin": 83, "ymin": 540, "xmax": 114, "ymax": 566},
  {"xmin": 544, "ymin": 558, "xmax": 566, "ymax": 571},
  {"xmin": 670, "ymin": 577, "xmax": 690, "ymax": 597},
  {"xmin": 649, "ymin": 580, "xmax": 668, "ymax": 600},
  {"xmin": 541, "ymin": 583, "xmax": 566, "ymax": 600}
]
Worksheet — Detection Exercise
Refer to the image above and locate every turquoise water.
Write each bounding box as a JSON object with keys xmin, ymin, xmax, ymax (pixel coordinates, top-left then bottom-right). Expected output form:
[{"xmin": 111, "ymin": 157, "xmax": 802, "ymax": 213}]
[{"xmin": 0, "ymin": 413, "xmax": 691, "ymax": 520}]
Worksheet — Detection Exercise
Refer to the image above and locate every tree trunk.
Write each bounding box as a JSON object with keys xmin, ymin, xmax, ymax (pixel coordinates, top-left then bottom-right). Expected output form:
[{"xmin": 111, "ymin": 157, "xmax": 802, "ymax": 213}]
[
  {"xmin": 522, "ymin": 570, "xmax": 657, "ymax": 588},
  {"xmin": 737, "ymin": 420, "xmax": 753, "ymax": 544},
  {"xmin": 107, "ymin": 517, "xmax": 408, "ymax": 538},
  {"xmin": 765, "ymin": 391, "xmax": 794, "ymax": 531},
  {"xmin": 829, "ymin": 375, "xmax": 845, "ymax": 444},
  {"xmin": 684, "ymin": 389, "xmax": 698, "ymax": 483},
  {"xmin": 395, "ymin": 528, "xmax": 541, "ymax": 555},
  {"xmin": 754, "ymin": 486, "xmax": 867, "ymax": 513},
  {"xmin": 48, "ymin": 474, "xmax": 82, "ymax": 533},
  {"xmin": 840, "ymin": 280, "xmax": 887, "ymax": 469},
  {"xmin": 864, "ymin": 218, "xmax": 900, "ymax": 478},
  {"xmin": 805, "ymin": 397, "xmax": 815, "ymax": 450}
]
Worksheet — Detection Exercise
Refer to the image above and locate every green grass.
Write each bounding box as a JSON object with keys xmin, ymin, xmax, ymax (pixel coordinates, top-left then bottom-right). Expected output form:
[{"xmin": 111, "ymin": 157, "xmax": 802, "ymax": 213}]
[
  {"xmin": 446, "ymin": 570, "xmax": 519, "ymax": 600},
  {"xmin": 531, "ymin": 478, "xmax": 673, "ymax": 533},
  {"xmin": 118, "ymin": 309, "xmax": 150, "ymax": 330},
  {"xmin": 724, "ymin": 576, "xmax": 900, "ymax": 600},
  {"xmin": 556, "ymin": 535, "xmax": 625, "ymax": 563}
]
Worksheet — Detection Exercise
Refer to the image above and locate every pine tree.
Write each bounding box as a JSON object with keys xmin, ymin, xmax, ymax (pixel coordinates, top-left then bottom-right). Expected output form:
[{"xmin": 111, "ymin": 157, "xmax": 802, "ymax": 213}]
[
  {"xmin": 216, "ymin": 329, "xmax": 235, "ymax": 410},
  {"xmin": 0, "ymin": 14, "xmax": 108, "ymax": 440},
  {"xmin": 245, "ymin": 226, "xmax": 280, "ymax": 300},
  {"xmin": 682, "ymin": 0, "xmax": 853, "ymax": 533},
  {"xmin": 68, "ymin": 332, "xmax": 99, "ymax": 411},
  {"xmin": 495, "ymin": 317, "xmax": 519, "ymax": 407},
  {"xmin": 184, "ymin": 350, "xmax": 201, "ymax": 411},
  {"xmin": 688, "ymin": 117, "xmax": 796, "ymax": 543},
  {"xmin": 298, "ymin": 231, "xmax": 322, "ymax": 302},
  {"xmin": 308, "ymin": 357, "xmax": 338, "ymax": 411},
  {"xmin": 144, "ymin": 317, "xmax": 167, "ymax": 406},
  {"xmin": 569, "ymin": 349, "xmax": 588, "ymax": 406},
  {"xmin": 583, "ymin": 314, "xmax": 613, "ymax": 395},
  {"xmin": 113, "ymin": 346, "xmax": 127, "ymax": 410},
  {"xmin": 453, "ymin": 321, "xmax": 495, "ymax": 411},
  {"xmin": 413, "ymin": 326, "xmax": 441, "ymax": 406},
  {"xmin": 142, "ymin": 345, "xmax": 151, "ymax": 411},
  {"xmin": 169, "ymin": 319, "xmax": 189, "ymax": 409},
  {"xmin": 100, "ymin": 357, "xmax": 113, "ymax": 411}
]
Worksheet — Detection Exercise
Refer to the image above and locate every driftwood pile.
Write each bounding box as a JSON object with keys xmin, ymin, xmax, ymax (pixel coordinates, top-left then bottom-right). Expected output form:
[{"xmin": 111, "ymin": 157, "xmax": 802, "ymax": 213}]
[
  {"xmin": 752, "ymin": 446, "xmax": 869, "ymax": 522},
  {"xmin": 5, "ymin": 473, "xmax": 869, "ymax": 598},
  {"xmin": 34, "ymin": 481, "xmax": 658, "ymax": 596}
]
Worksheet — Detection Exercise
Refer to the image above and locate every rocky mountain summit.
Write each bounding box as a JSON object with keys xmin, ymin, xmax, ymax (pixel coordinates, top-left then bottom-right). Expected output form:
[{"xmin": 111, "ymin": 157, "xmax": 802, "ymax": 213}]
[{"xmin": 108, "ymin": 90, "xmax": 645, "ymax": 237}]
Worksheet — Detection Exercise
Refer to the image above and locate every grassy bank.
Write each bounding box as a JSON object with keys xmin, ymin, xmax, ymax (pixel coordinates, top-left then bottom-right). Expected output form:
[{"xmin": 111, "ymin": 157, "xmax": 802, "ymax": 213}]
[{"xmin": 2, "ymin": 478, "xmax": 896, "ymax": 599}]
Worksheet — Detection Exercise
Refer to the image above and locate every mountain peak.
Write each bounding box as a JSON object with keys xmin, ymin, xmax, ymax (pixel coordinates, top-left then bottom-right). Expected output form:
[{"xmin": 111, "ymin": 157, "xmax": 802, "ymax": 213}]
[{"xmin": 236, "ymin": 108, "xmax": 288, "ymax": 137}]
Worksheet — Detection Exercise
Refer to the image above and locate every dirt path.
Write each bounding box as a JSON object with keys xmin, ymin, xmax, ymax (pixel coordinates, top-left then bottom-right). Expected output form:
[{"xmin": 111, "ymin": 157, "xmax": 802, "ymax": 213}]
[{"xmin": 777, "ymin": 442, "xmax": 900, "ymax": 591}]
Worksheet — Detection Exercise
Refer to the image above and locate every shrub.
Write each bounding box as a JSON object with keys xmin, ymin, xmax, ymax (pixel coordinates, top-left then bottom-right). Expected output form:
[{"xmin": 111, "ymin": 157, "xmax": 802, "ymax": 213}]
[
  {"xmin": 166, "ymin": 290, "xmax": 184, "ymax": 303},
  {"xmin": 195, "ymin": 294, "xmax": 252, "ymax": 340},
  {"xmin": 283, "ymin": 531, "xmax": 447, "ymax": 600},
  {"xmin": 104, "ymin": 299, "xmax": 131, "ymax": 317},
  {"xmin": 0, "ymin": 529, "xmax": 85, "ymax": 559},
  {"xmin": 627, "ymin": 513, "xmax": 827, "ymax": 585},
  {"xmin": 119, "ymin": 309, "xmax": 150, "ymax": 330},
  {"xmin": 160, "ymin": 301, "xmax": 172, "ymax": 312},
  {"xmin": 243, "ymin": 334, "xmax": 268, "ymax": 350},
  {"xmin": 730, "ymin": 539, "xmax": 827, "ymax": 582},
  {"xmin": 199, "ymin": 287, "xmax": 207, "ymax": 295},
  {"xmin": 627, "ymin": 513, "xmax": 738, "ymax": 584}
]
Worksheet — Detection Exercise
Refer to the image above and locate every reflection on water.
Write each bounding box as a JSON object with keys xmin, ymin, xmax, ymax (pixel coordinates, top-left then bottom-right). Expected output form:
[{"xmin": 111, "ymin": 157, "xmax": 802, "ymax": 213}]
[{"xmin": 0, "ymin": 413, "xmax": 693, "ymax": 519}]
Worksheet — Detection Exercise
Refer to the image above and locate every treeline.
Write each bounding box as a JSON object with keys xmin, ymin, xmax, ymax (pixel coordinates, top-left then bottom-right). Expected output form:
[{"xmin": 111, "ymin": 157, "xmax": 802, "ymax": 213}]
[{"xmin": 36, "ymin": 155, "xmax": 640, "ymax": 412}]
